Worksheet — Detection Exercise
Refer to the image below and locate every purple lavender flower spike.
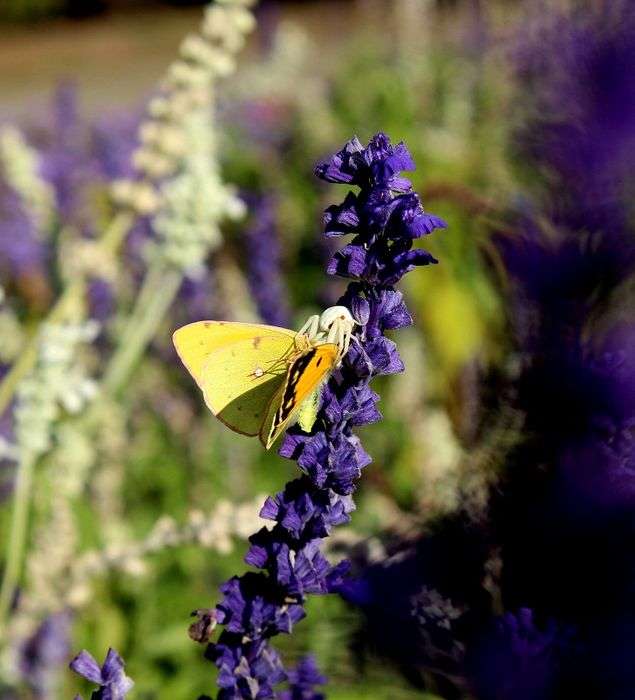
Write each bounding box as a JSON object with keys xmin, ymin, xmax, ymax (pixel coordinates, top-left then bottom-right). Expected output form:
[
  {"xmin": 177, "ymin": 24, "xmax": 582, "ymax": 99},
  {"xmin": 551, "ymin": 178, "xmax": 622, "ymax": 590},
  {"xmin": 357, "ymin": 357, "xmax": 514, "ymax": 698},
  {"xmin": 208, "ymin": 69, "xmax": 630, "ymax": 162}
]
[
  {"xmin": 204, "ymin": 133, "xmax": 445, "ymax": 698},
  {"xmin": 243, "ymin": 196, "xmax": 291, "ymax": 328},
  {"xmin": 0, "ymin": 178, "xmax": 47, "ymax": 277},
  {"xmin": 90, "ymin": 110, "xmax": 139, "ymax": 181},
  {"xmin": 39, "ymin": 82, "xmax": 84, "ymax": 225},
  {"xmin": 512, "ymin": 0, "xmax": 635, "ymax": 247},
  {"xmin": 69, "ymin": 647, "xmax": 133, "ymax": 700}
]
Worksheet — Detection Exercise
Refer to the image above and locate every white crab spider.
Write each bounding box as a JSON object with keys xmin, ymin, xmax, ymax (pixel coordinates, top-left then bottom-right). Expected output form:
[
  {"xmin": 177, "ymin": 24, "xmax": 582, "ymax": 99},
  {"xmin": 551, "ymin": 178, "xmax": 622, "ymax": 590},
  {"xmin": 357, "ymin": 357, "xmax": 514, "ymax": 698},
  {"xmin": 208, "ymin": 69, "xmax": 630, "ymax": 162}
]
[{"xmin": 296, "ymin": 305, "xmax": 358, "ymax": 363}]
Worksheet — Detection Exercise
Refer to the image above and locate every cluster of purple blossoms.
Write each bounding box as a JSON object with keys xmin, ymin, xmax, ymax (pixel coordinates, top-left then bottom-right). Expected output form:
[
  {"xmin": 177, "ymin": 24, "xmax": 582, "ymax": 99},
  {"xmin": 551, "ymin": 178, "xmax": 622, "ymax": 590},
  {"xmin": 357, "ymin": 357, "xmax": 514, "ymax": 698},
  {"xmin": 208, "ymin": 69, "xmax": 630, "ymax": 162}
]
[{"xmin": 203, "ymin": 133, "xmax": 445, "ymax": 698}]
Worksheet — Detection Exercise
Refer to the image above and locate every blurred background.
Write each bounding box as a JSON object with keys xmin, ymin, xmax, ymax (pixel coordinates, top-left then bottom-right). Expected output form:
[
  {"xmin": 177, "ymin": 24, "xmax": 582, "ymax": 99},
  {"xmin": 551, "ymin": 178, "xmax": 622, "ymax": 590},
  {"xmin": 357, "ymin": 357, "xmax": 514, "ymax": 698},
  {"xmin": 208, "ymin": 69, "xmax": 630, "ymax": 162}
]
[{"xmin": 0, "ymin": 0, "xmax": 633, "ymax": 698}]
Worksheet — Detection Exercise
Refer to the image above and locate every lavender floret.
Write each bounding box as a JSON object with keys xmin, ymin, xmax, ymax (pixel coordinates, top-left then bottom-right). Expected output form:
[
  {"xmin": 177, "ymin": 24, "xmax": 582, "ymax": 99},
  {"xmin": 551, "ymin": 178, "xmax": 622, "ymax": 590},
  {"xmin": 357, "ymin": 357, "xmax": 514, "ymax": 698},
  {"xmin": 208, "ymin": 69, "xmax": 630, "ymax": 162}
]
[{"xmin": 69, "ymin": 647, "xmax": 133, "ymax": 700}]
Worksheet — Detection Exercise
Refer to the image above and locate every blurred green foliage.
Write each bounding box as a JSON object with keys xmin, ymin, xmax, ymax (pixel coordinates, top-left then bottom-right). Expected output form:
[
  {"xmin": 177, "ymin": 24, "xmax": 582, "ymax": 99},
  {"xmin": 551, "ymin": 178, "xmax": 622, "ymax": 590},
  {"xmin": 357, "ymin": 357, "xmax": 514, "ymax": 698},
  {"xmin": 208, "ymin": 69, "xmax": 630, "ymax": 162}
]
[{"xmin": 1, "ymin": 0, "xmax": 65, "ymax": 21}]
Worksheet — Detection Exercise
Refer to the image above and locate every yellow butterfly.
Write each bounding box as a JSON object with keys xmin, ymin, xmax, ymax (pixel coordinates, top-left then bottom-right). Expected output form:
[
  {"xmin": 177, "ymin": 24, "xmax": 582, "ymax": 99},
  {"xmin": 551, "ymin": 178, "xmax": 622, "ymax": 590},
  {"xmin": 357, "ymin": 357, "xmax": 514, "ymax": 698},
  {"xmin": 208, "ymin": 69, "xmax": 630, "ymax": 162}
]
[{"xmin": 172, "ymin": 306, "xmax": 357, "ymax": 449}]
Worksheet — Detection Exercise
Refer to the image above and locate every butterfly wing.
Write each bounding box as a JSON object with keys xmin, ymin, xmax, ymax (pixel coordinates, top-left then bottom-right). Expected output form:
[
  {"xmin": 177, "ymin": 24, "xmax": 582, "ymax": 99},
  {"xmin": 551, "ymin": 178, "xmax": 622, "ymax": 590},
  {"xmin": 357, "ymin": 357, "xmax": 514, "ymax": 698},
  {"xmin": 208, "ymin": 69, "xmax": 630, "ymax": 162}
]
[
  {"xmin": 202, "ymin": 334, "xmax": 301, "ymax": 436},
  {"xmin": 173, "ymin": 322, "xmax": 298, "ymax": 437},
  {"xmin": 260, "ymin": 343, "xmax": 339, "ymax": 449},
  {"xmin": 297, "ymin": 387, "xmax": 321, "ymax": 434},
  {"xmin": 172, "ymin": 321, "xmax": 296, "ymax": 389}
]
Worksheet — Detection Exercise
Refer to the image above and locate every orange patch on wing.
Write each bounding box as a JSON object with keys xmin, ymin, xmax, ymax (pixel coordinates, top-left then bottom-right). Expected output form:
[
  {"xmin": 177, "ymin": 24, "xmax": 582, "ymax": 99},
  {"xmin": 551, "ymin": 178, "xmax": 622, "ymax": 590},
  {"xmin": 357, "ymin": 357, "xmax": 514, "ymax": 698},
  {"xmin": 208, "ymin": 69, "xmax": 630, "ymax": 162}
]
[{"xmin": 273, "ymin": 344, "xmax": 338, "ymax": 430}]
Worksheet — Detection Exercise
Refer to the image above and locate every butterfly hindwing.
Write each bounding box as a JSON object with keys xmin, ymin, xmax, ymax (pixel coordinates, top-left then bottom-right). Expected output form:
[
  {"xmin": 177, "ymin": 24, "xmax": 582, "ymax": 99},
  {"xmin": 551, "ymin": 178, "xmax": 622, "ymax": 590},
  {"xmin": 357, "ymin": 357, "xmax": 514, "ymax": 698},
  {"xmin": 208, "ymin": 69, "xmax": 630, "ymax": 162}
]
[
  {"xmin": 260, "ymin": 343, "xmax": 339, "ymax": 448},
  {"xmin": 297, "ymin": 387, "xmax": 321, "ymax": 434}
]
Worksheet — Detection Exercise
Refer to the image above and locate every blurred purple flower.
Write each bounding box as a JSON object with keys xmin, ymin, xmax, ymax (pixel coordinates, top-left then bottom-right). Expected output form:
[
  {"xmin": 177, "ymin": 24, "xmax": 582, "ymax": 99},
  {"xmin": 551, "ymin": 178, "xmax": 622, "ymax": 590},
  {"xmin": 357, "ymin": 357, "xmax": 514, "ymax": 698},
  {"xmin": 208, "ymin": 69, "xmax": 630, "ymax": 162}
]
[
  {"xmin": 175, "ymin": 273, "xmax": 219, "ymax": 323},
  {"xmin": 494, "ymin": 0, "xmax": 635, "ymax": 514},
  {"xmin": 69, "ymin": 647, "xmax": 133, "ymax": 700},
  {"xmin": 87, "ymin": 279, "xmax": 115, "ymax": 323},
  {"xmin": 38, "ymin": 82, "xmax": 86, "ymax": 226},
  {"xmin": 90, "ymin": 111, "xmax": 139, "ymax": 182},
  {"xmin": 19, "ymin": 611, "xmax": 72, "ymax": 699},
  {"xmin": 243, "ymin": 196, "xmax": 291, "ymax": 327},
  {"xmin": 486, "ymin": 1, "xmax": 635, "ymax": 696},
  {"xmin": 466, "ymin": 608, "xmax": 568, "ymax": 700},
  {"xmin": 513, "ymin": 0, "xmax": 635, "ymax": 244},
  {"xmin": 36, "ymin": 83, "xmax": 139, "ymax": 221},
  {"xmin": 279, "ymin": 656, "xmax": 326, "ymax": 700},
  {"xmin": 1, "ymin": 83, "xmax": 142, "ymax": 322},
  {"xmin": 0, "ymin": 183, "xmax": 46, "ymax": 277},
  {"xmin": 204, "ymin": 133, "xmax": 445, "ymax": 697}
]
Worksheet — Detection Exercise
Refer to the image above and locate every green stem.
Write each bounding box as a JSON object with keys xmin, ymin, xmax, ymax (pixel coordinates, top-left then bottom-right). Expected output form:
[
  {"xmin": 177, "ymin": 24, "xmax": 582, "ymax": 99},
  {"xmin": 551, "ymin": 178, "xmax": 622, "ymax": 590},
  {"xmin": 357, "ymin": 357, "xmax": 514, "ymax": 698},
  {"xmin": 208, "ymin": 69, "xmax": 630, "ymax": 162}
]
[
  {"xmin": 102, "ymin": 263, "xmax": 182, "ymax": 396},
  {"xmin": 0, "ymin": 451, "xmax": 36, "ymax": 637}
]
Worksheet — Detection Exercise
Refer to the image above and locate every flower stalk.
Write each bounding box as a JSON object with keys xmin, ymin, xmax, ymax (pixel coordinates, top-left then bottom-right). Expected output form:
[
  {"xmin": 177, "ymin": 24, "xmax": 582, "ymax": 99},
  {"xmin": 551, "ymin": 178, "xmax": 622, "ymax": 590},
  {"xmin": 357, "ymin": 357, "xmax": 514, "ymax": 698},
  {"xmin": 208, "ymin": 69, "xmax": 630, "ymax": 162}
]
[
  {"xmin": 0, "ymin": 451, "xmax": 36, "ymax": 634},
  {"xmin": 0, "ymin": 320, "xmax": 99, "ymax": 636},
  {"xmin": 200, "ymin": 133, "xmax": 446, "ymax": 698}
]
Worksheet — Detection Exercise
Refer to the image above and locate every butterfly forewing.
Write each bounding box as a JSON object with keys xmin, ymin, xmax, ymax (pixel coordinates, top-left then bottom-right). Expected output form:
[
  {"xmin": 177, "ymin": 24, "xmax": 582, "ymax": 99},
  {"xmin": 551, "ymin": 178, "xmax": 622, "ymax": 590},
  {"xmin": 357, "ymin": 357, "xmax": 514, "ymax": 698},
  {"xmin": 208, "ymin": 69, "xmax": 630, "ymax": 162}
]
[
  {"xmin": 260, "ymin": 343, "xmax": 339, "ymax": 448},
  {"xmin": 172, "ymin": 321, "xmax": 296, "ymax": 389}
]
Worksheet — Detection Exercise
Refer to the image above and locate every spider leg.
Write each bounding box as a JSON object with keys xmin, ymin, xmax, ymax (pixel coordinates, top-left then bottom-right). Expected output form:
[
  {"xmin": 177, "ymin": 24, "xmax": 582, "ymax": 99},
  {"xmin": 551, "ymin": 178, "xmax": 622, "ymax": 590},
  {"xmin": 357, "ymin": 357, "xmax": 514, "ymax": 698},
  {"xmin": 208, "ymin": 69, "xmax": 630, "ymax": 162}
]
[
  {"xmin": 335, "ymin": 323, "xmax": 344, "ymax": 357},
  {"xmin": 298, "ymin": 314, "xmax": 320, "ymax": 343},
  {"xmin": 349, "ymin": 333, "xmax": 362, "ymax": 353},
  {"xmin": 343, "ymin": 325, "xmax": 352, "ymax": 359},
  {"xmin": 341, "ymin": 325, "xmax": 350, "ymax": 358}
]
